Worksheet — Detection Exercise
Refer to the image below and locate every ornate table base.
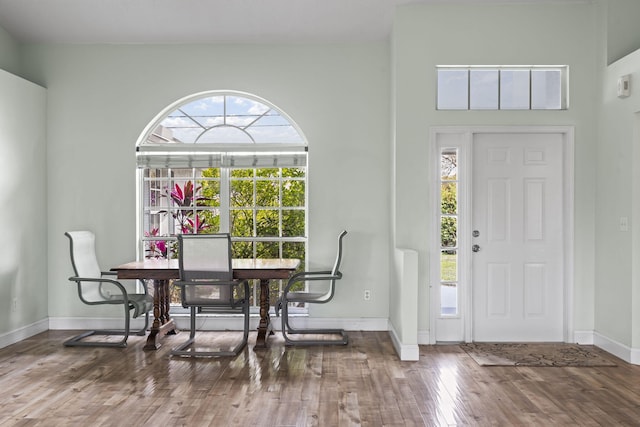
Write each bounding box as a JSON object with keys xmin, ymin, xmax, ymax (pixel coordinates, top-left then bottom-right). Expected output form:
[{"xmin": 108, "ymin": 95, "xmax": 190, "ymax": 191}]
[{"xmin": 143, "ymin": 278, "xmax": 177, "ymax": 351}]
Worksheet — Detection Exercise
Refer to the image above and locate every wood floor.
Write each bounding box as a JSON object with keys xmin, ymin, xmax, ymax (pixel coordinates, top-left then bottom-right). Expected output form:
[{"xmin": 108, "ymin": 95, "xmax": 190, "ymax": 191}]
[{"xmin": 1, "ymin": 330, "xmax": 639, "ymax": 426}]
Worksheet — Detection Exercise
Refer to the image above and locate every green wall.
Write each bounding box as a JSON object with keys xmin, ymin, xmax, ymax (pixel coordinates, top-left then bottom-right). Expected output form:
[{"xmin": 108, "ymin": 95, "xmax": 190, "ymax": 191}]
[{"xmin": 20, "ymin": 43, "xmax": 391, "ymax": 323}]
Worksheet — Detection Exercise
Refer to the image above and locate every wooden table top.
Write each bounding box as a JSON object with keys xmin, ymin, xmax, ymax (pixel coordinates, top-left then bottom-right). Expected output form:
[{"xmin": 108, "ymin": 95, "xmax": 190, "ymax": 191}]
[{"xmin": 112, "ymin": 258, "xmax": 301, "ymax": 280}]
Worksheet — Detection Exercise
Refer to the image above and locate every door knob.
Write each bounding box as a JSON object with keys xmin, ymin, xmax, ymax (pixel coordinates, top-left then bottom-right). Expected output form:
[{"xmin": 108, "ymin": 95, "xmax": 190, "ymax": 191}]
[
  {"xmin": 473, "ymin": 230, "xmax": 480, "ymax": 237},
  {"xmin": 472, "ymin": 244, "xmax": 481, "ymax": 252}
]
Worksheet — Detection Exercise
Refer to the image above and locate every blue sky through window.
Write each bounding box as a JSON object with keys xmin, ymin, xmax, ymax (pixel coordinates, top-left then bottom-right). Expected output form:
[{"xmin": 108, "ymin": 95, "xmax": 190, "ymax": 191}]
[{"xmin": 153, "ymin": 94, "xmax": 304, "ymax": 144}]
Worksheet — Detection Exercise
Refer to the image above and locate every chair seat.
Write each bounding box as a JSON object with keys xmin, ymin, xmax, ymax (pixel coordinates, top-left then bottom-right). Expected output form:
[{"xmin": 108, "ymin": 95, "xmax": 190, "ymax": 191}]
[
  {"xmin": 285, "ymin": 291, "xmax": 330, "ymax": 303},
  {"xmin": 107, "ymin": 293, "xmax": 153, "ymax": 318}
]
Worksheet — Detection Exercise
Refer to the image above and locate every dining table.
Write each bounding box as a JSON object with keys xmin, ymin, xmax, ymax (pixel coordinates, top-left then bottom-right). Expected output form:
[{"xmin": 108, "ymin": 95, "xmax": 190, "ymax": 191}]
[{"xmin": 111, "ymin": 257, "xmax": 300, "ymax": 351}]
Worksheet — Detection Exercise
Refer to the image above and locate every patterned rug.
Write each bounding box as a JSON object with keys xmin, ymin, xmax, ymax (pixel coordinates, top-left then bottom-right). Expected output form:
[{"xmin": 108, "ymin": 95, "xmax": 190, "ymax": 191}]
[{"xmin": 460, "ymin": 343, "xmax": 617, "ymax": 367}]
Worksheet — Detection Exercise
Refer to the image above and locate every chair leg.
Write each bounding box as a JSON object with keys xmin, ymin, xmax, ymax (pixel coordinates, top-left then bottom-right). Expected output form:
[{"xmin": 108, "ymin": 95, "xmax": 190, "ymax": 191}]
[
  {"xmin": 64, "ymin": 303, "xmax": 132, "ymax": 348},
  {"xmin": 280, "ymin": 301, "xmax": 348, "ymax": 346},
  {"xmin": 132, "ymin": 311, "xmax": 150, "ymax": 336},
  {"xmin": 170, "ymin": 305, "xmax": 249, "ymax": 358}
]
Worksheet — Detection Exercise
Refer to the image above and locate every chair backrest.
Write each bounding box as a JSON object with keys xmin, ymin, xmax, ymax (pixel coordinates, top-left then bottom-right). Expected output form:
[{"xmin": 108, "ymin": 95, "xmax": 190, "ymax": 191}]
[
  {"xmin": 331, "ymin": 230, "xmax": 348, "ymax": 277},
  {"xmin": 65, "ymin": 230, "xmax": 106, "ymax": 302},
  {"xmin": 177, "ymin": 233, "xmax": 233, "ymax": 281}
]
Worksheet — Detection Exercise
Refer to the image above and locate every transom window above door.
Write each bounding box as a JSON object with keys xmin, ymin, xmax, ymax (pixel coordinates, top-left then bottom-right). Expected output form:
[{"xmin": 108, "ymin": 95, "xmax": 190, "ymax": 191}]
[{"xmin": 436, "ymin": 65, "xmax": 568, "ymax": 111}]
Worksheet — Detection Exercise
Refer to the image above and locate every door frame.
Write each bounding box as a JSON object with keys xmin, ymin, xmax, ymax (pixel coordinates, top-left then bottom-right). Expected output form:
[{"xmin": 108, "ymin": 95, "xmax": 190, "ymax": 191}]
[{"xmin": 429, "ymin": 125, "xmax": 575, "ymax": 344}]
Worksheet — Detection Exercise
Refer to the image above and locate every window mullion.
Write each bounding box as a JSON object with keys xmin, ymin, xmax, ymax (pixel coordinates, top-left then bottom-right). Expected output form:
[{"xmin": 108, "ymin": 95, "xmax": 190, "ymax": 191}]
[{"xmin": 220, "ymin": 168, "xmax": 230, "ymax": 233}]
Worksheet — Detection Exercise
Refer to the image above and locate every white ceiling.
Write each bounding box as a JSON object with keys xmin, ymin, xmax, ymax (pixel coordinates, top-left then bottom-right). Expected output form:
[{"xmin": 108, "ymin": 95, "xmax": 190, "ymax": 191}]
[{"xmin": 0, "ymin": 0, "xmax": 585, "ymax": 44}]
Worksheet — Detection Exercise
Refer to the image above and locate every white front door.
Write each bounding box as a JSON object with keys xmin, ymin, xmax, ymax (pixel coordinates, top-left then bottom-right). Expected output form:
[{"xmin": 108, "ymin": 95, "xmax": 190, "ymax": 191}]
[{"xmin": 472, "ymin": 132, "xmax": 564, "ymax": 341}]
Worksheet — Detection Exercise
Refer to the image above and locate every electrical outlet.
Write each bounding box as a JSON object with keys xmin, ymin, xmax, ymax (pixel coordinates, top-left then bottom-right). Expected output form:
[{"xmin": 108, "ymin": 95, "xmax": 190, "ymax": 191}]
[
  {"xmin": 364, "ymin": 290, "xmax": 371, "ymax": 301},
  {"xmin": 12, "ymin": 298, "xmax": 17, "ymax": 312}
]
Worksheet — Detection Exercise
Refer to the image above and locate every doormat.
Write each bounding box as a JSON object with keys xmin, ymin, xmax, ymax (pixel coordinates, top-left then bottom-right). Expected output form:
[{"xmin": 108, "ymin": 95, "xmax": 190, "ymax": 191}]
[{"xmin": 460, "ymin": 343, "xmax": 617, "ymax": 367}]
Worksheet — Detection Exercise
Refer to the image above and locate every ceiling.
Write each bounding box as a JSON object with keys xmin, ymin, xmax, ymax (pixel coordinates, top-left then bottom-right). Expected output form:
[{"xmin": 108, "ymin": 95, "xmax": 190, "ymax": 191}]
[{"xmin": 0, "ymin": 0, "xmax": 585, "ymax": 44}]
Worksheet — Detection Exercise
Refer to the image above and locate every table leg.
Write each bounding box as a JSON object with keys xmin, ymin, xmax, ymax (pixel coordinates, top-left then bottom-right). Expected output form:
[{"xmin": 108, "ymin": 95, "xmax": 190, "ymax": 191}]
[
  {"xmin": 144, "ymin": 278, "xmax": 178, "ymax": 351},
  {"xmin": 254, "ymin": 278, "xmax": 272, "ymax": 349}
]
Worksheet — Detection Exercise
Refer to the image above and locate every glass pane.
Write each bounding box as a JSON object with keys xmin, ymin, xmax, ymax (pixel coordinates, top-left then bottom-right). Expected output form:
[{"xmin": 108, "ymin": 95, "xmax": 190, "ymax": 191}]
[
  {"xmin": 231, "ymin": 168, "xmax": 254, "ymax": 178},
  {"xmin": 441, "ymin": 217, "xmax": 457, "ymax": 248},
  {"xmin": 470, "ymin": 69, "xmax": 499, "ymax": 109},
  {"xmin": 441, "ymin": 183, "xmax": 457, "ymax": 215},
  {"xmin": 500, "ymin": 69, "xmax": 530, "ymax": 109},
  {"xmin": 230, "ymin": 180, "xmax": 254, "ymax": 207},
  {"xmin": 440, "ymin": 150, "xmax": 457, "ymax": 180},
  {"xmin": 282, "ymin": 210, "xmax": 305, "ymax": 236},
  {"xmin": 231, "ymin": 209, "xmax": 253, "ymax": 237},
  {"xmin": 282, "ymin": 167, "xmax": 305, "ymax": 178},
  {"xmin": 145, "ymin": 237, "xmax": 169, "ymax": 259},
  {"xmin": 283, "ymin": 241, "xmax": 306, "ymax": 266},
  {"xmin": 256, "ymin": 209, "xmax": 279, "ymax": 237},
  {"xmin": 232, "ymin": 241, "xmax": 253, "ymax": 259},
  {"xmin": 198, "ymin": 176, "xmax": 221, "ymax": 209},
  {"xmin": 440, "ymin": 250, "xmax": 457, "ymax": 282},
  {"xmin": 256, "ymin": 241, "xmax": 279, "ymax": 258},
  {"xmin": 531, "ymin": 69, "xmax": 562, "ymax": 110},
  {"xmin": 256, "ymin": 168, "xmax": 279, "ymax": 178},
  {"xmin": 282, "ymin": 180, "xmax": 305, "ymax": 207},
  {"xmin": 256, "ymin": 180, "xmax": 279, "ymax": 207},
  {"xmin": 441, "ymin": 283, "xmax": 458, "ymax": 316},
  {"xmin": 196, "ymin": 208, "xmax": 220, "ymax": 234},
  {"xmin": 437, "ymin": 69, "xmax": 469, "ymax": 110}
]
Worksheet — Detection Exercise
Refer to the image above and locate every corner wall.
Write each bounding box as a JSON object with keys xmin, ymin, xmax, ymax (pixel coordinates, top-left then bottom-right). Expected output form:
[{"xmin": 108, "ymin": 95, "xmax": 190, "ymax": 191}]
[
  {"xmin": 0, "ymin": 25, "xmax": 21, "ymax": 77},
  {"xmin": 597, "ymin": 47, "xmax": 640, "ymax": 361},
  {"xmin": 0, "ymin": 69, "xmax": 48, "ymax": 346}
]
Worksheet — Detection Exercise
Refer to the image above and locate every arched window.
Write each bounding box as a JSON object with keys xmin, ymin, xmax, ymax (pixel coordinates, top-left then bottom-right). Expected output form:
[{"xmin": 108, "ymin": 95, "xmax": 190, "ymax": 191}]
[{"xmin": 135, "ymin": 91, "xmax": 307, "ymax": 306}]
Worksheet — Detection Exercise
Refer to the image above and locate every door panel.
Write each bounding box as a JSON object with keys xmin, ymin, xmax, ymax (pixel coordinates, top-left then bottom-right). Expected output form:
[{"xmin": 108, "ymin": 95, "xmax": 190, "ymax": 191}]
[{"xmin": 472, "ymin": 133, "xmax": 563, "ymax": 342}]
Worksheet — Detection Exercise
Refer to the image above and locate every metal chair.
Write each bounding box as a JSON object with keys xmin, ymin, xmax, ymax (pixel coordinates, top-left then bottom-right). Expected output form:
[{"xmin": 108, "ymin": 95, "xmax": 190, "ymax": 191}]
[
  {"xmin": 64, "ymin": 231, "xmax": 153, "ymax": 348},
  {"xmin": 171, "ymin": 233, "xmax": 250, "ymax": 357},
  {"xmin": 276, "ymin": 230, "xmax": 348, "ymax": 346}
]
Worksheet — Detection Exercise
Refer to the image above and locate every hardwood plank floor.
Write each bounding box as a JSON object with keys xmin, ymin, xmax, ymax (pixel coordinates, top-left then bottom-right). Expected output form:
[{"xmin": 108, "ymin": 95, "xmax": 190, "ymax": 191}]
[{"xmin": 0, "ymin": 330, "xmax": 638, "ymax": 426}]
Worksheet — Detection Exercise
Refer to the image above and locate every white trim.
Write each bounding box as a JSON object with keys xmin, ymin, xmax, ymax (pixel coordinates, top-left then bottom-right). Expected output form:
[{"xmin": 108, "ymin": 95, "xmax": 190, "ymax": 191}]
[
  {"xmin": 573, "ymin": 330, "xmax": 594, "ymax": 345},
  {"xmin": 593, "ymin": 331, "xmax": 640, "ymax": 365},
  {"xmin": 48, "ymin": 316, "xmax": 389, "ymax": 332},
  {"xmin": 48, "ymin": 317, "xmax": 152, "ymax": 331},
  {"xmin": 418, "ymin": 330, "xmax": 430, "ymax": 345},
  {"xmin": 0, "ymin": 319, "xmax": 49, "ymax": 350},
  {"xmin": 429, "ymin": 126, "xmax": 575, "ymax": 344},
  {"xmin": 388, "ymin": 323, "xmax": 419, "ymax": 361}
]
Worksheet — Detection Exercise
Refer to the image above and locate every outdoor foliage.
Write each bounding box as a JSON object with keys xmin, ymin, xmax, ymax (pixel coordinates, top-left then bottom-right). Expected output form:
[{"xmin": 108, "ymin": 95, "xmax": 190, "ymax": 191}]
[{"xmin": 441, "ymin": 182, "xmax": 457, "ymax": 248}]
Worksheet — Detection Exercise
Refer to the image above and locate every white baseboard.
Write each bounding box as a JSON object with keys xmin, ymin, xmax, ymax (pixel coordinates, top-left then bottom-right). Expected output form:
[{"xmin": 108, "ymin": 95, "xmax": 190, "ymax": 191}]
[
  {"xmin": 573, "ymin": 330, "xmax": 594, "ymax": 345},
  {"xmin": 569, "ymin": 330, "xmax": 640, "ymax": 365},
  {"xmin": 387, "ymin": 324, "xmax": 419, "ymax": 361},
  {"xmin": 593, "ymin": 331, "xmax": 640, "ymax": 365},
  {"xmin": 48, "ymin": 316, "xmax": 389, "ymax": 332},
  {"xmin": 0, "ymin": 319, "xmax": 49, "ymax": 349},
  {"xmin": 418, "ymin": 330, "xmax": 430, "ymax": 345}
]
